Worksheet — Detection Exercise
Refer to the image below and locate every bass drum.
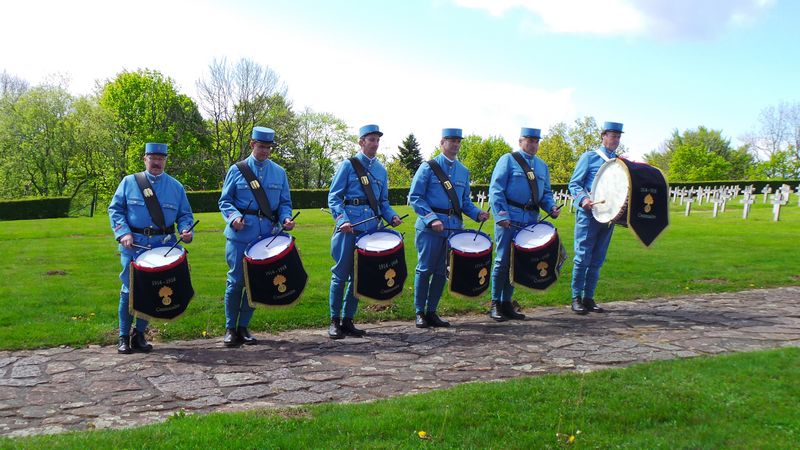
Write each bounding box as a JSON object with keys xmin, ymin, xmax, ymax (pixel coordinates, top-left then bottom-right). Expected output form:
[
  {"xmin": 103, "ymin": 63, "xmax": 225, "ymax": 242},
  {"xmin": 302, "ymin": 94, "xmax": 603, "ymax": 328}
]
[{"xmin": 591, "ymin": 159, "xmax": 630, "ymax": 226}]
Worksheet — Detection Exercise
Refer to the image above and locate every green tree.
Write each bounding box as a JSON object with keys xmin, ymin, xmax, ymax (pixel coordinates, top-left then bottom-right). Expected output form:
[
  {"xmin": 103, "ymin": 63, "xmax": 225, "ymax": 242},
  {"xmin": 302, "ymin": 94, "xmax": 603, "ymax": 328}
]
[
  {"xmin": 397, "ymin": 133, "xmax": 423, "ymax": 177},
  {"xmin": 650, "ymin": 126, "xmax": 755, "ymax": 181},
  {"xmin": 385, "ymin": 156, "xmax": 412, "ymax": 187},
  {"xmin": 458, "ymin": 135, "xmax": 512, "ymax": 184},
  {"xmin": 538, "ymin": 122, "xmax": 580, "ymax": 183},
  {"xmin": 98, "ymin": 69, "xmax": 209, "ymax": 187},
  {"xmin": 289, "ymin": 109, "xmax": 354, "ymax": 189}
]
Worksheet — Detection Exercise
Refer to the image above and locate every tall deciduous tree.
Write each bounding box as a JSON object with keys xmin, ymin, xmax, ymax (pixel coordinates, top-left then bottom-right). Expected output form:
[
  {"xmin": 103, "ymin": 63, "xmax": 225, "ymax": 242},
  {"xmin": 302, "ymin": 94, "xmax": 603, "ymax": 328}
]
[
  {"xmin": 397, "ymin": 133, "xmax": 423, "ymax": 177},
  {"xmin": 458, "ymin": 135, "xmax": 513, "ymax": 184},
  {"xmin": 289, "ymin": 109, "xmax": 354, "ymax": 189},
  {"xmin": 196, "ymin": 58, "xmax": 295, "ymax": 182},
  {"xmin": 653, "ymin": 126, "xmax": 754, "ymax": 181},
  {"xmin": 744, "ymin": 102, "xmax": 800, "ymax": 179},
  {"xmin": 99, "ymin": 69, "xmax": 208, "ymax": 186}
]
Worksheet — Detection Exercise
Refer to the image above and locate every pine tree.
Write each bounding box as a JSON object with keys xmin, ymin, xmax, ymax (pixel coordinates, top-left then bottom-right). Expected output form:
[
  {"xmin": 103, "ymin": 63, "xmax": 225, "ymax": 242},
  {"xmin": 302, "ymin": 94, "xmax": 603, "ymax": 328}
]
[{"xmin": 397, "ymin": 133, "xmax": 423, "ymax": 177}]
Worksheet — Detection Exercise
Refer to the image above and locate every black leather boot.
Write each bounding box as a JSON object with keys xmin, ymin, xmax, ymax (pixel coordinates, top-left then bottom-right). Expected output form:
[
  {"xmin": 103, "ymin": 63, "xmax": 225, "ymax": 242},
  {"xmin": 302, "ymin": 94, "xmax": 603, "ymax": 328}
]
[
  {"xmin": 328, "ymin": 317, "xmax": 344, "ymax": 340},
  {"xmin": 415, "ymin": 313, "xmax": 429, "ymax": 328},
  {"xmin": 341, "ymin": 318, "xmax": 367, "ymax": 337},
  {"xmin": 117, "ymin": 335, "xmax": 131, "ymax": 354},
  {"xmin": 224, "ymin": 328, "xmax": 242, "ymax": 347},
  {"xmin": 489, "ymin": 301, "xmax": 507, "ymax": 322},
  {"xmin": 501, "ymin": 301, "xmax": 526, "ymax": 320},
  {"xmin": 571, "ymin": 296, "xmax": 588, "ymax": 315},
  {"xmin": 582, "ymin": 298, "xmax": 605, "ymax": 313},
  {"xmin": 425, "ymin": 312, "xmax": 450, "ymax": 328},
  {"xmin": 130, "ymin": 329, "xmax": 152, "ymax": 353},
  {"xmin": 237, "ymin": 327, "xmax": 258, "ymax": 345}
]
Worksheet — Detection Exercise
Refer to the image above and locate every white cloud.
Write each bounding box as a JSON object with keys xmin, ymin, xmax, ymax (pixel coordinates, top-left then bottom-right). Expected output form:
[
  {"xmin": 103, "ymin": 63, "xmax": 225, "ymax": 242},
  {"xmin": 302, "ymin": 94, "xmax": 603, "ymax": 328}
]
[{"xmin": 453, "ymin": 0, "xmax": 775, "ymax": 40}]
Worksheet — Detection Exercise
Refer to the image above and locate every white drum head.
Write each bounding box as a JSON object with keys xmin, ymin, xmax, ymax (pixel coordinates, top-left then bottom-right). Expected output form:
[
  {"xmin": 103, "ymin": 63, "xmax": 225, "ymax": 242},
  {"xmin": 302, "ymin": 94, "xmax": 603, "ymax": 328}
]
[
  {"xmin": 591, "ymin": 159, "xmax": 630, "ymax": 223},
  {"xmin": 246, "ymin": 235, "xmax": 292, "ymax": 260},
  {"xmin": 356, "ymin": 231, "xmax": 402, "ymax": 252},
  {"xmin": 449, "ymin": 231, "xmax": 492, "ymax": 253},
  {"xmin": 515, "ymin": 223, "xmax": 556, "ymax": 249},
  {"xmin": 135, "ymin": 247, "xmax": 184, "ymax": 268}
]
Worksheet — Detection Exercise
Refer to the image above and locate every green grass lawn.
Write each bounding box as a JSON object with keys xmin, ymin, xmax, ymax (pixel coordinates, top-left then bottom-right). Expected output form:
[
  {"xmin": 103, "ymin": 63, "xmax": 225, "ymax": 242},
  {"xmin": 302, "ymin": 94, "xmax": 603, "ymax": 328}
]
[
  {"xmin": 3, "ymin": 347, "xmax": 797, "ymax": 449},
  {"xmin": 0, "ymin": 197, "xmax": 798, "ymax": 350}
]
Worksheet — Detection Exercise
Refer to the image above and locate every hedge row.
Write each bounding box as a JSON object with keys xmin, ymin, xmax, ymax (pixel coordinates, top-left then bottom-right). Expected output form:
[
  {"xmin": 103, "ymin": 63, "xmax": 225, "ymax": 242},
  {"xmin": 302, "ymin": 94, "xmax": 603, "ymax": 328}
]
[
  {"xmin": 2, "ymin": 180, "xmax": 797, "ymax": 220},
  {"xmin": 0, "ymin": 197, "xmax": 71, "ymax": 221}
]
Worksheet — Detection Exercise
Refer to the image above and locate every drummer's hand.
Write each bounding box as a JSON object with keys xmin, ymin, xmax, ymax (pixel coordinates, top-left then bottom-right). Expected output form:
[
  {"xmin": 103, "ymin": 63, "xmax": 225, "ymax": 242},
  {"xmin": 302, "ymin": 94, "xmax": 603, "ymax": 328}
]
[
  {"xmin": 283, "ymin": 218, "xmax": 295, "ymax": 231},
  {"xmin": 338, "ymin": 222, "xmax": 353, "ymax": 234},
  {"xmin": 231, "ymin": 216, "xmax": 245, "ymax": 231},
  {"xmin": 391, "ymin": 215, "xmax": 402, "ymax": 227},
  {"xmin": 580, "ymin": 198, "xmax": 593, "ymax": 211},
  {"xmin": 180, "ymin": 230, "xmax": 193, "ymax": 243},
  {"xmin": 498, "ymin": 220, "xmax": 510, "ymax": 229},
  {"xmin": 119, "ymin": 233, "xmax": 133, "ymax": 249},
  {"xmin": 431, "ymin": 220, "xmax": 444, "ymax": 232},
  {"xmin": 477, "ymin": 211, "xmax": 490, "ymax": 222},
  {"xmin": 550, "ymin": 206, "xmax": 561, "ymax": 219}
]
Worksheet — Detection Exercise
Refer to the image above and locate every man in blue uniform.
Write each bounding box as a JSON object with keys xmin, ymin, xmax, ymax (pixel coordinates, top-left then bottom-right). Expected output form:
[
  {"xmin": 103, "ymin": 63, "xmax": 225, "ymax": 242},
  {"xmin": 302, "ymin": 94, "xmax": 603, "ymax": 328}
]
[
  {"xmin": 409, "ymin": 128, "xmax": 490, "ymax": 328},
  {"xmin": 568, "ymin": 121, "xmax": 623, "ymax": 314},
  {"xmin": 108, "ymin": 143, "xmax": 195, "ymax": 354},
  {"xmin": 489, "ymin": 127, "xmax": 560, "ymax": 321},
  {"xmin": 218, "ymin": 127, "xmax": 295, "ymax": 347},
  {"xmin": 327, "ymin": 124, "xmax": 402, "ymax": 339}
]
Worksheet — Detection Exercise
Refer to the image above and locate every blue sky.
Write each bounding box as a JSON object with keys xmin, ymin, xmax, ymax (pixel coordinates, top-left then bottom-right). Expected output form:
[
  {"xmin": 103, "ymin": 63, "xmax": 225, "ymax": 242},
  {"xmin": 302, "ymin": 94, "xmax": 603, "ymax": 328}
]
[{"xmin": 2, "ymin": 0, "xmax": 798, "ymax": 160}]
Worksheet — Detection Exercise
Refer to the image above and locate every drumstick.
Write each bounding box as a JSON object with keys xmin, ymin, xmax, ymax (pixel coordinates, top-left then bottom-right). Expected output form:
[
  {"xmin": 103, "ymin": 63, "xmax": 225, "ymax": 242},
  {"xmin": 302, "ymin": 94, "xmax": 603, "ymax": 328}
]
[
  {"xmin": 131, "ymin": 243, "xmax": 152, "ymax": 251},
  {"xmin": 265, "ymin": 211, "xmax": 301, "ymax": 247},
  {"xmin": 377, "ymin": 214, "xmax": 409, "ymax": 231},
  {"xmin": 593, "ymin": 199, "xmax": 606, "ymax": 205},
  {"xmin": 336, "ymin": 215, "xmax": 380, "ymax": 232},
  {"xmin": 320, "ymin": 207, "xmax": 332, "ymax": 215},
  {"xmin": 163, "ymin": 219, "xmax": 200, "ymax": 257},
  {"xmin": 536, "ymin": 203, "xmax": 565, "ymax": 224},
  {"xmin": 473, "ymin": 216, "xmax": 487, "ymax": 241},
  {"xmin": 234, "ymin": 200, "xmax": 253, "ymax": 233}
]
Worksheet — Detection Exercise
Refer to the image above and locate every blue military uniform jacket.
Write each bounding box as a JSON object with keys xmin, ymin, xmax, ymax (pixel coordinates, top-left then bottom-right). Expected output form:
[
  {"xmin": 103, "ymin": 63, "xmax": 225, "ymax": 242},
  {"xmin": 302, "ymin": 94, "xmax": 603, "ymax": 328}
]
[
  {"xmin": 108, "ymin": 171, "xmax": 194, "ymax": 252},
  {"xmin": 489, "ymin": 150, "xmax": 556, "ymax": 224},
  {"xmin": 568, "ymin": 146, "xmax": 617, "ymax": 208},
  {"xmin": 218, "ymin": 155, "xmax": 293, "ymax": 244},
  {"xmin": 328, "ymin": 152, "xmax": 397, "ymax": 231},
  {"xmin": 410, "ymin": 154, "xmax": 482, "ymax": 233}
]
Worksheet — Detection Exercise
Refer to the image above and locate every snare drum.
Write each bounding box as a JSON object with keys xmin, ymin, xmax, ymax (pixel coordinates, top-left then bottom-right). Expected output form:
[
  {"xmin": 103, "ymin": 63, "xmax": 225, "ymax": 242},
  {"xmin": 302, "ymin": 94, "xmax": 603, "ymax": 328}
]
[
  {"xmin": 448, "ymin": 230, "xmax": 493, "ymax": 298},
  {"xmin": 129, "ymin": 246, "xmax": 194, "ymax": 320},
  {"xmin": 354, "ymin": 229, "xmax": 407, "ymax": 302},
  {"xmin": 510, "ymin": 222, "xmax": 567, "ymax": 291},
  {"xmin": 244, "ymin": 233, "xmax": 307, "ymax": 307}
]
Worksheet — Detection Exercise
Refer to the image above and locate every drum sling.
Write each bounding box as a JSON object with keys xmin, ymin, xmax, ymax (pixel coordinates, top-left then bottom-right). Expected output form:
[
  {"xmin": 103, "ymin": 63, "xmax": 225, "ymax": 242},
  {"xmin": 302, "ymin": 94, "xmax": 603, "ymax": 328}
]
[
  {"xmin": 510, "ymin": 152, "xmax": 539, "ymax": 210},
  {"xmin": 133, "ymin": 172, "xmax": 173, "ymax": 233},
  {"xmin": 348, "ymin": 157, "xmax": 381, "ymax": 218},
  {"xmin": 427, "ymin": 159, "xmax": 462, "ymax": 218},
  {"xmin": 235, "ymin": 161, "xmax": 276, "ymax": 223}
]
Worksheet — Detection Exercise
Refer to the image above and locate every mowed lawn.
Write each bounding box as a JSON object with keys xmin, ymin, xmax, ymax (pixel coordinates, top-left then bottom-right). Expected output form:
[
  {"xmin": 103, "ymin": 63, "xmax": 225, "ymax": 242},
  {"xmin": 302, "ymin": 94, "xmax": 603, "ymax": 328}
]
[{"xmin": 0, "ymin": 198, "xmax": 798, "ymax": 350}]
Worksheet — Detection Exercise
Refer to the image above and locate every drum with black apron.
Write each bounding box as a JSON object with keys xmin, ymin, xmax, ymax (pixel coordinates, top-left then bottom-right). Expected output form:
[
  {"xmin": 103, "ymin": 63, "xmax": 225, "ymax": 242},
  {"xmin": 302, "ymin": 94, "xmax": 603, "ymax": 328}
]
[
  {"xmin": 591, "ymin": 157, "xmax": 669, "ymax": 247},
  {"xmin": 354, "ymin": 229, "xmax": 407, "ymax": 302},
  {"xmin": 244, "ymin": 233, "xmax": 307, "ymax": 307},
  {"xmin": 511, "ymin": 222, "xmax": 567, "ymax": 291},
  {"xmin": 447, "ymin": 229, "xmax": 493, "ymax": 298},
  {"xmin": 129, "ymin": 246, "xmax": 194, "ymax": 320}
]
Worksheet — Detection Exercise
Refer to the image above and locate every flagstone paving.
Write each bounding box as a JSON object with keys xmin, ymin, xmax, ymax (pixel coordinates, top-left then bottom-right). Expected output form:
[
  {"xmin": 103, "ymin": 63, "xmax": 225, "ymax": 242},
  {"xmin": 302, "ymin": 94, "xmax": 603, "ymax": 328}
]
[{"xmin": 1, "ymin": 287, "xmax": 798, "ymax": 437}]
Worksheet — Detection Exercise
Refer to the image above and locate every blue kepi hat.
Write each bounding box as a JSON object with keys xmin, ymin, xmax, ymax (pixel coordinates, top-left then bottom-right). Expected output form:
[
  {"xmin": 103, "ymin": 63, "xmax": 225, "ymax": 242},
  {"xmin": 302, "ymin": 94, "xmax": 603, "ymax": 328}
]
[
  {"xmin": 251, "ymin": 126, "xmax": 276, "ymax": 143},
  {"xmin": 442, "ymin": 128, "xmax": 463, "ymax": 139},
  {"xmin": 520, "ymin": 127, "xmax": 542, "ymax": 139},
  {"xmin": 359, "ymin": 124, "xmax": 383, "ymax": 138},
  {"xmin": 145, "ymin": 143, "xmax": 168, "ymax": 155},
  {"xmin": 602, "ymin": 121, "xmax": 624, "ymax": 133}
]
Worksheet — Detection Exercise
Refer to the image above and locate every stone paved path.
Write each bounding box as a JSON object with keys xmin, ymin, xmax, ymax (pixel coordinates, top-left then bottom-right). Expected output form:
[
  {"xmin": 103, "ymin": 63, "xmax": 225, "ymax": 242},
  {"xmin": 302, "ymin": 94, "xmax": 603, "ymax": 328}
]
[{"xmin": 1, "ymin": 287, "xmax": 799, "ymax": 438}]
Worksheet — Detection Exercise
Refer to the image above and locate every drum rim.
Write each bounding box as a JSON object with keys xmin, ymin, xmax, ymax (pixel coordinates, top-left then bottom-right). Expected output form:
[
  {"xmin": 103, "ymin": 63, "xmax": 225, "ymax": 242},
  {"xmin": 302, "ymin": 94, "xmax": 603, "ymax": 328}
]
[
  {"xmin": 132, "ymin": 247, "xmax": 187, "ymax": 272},
  {"xmin": 354, "ymin": 229, "xmax": 403, "ymax": 253},
  {"xmin": 245, "ymin": 235, "xmax": 296, "ymax": 264},
  {"xmin": 513, "ymin": 221, "xmax": 558, "ymax": 251},
  {"xmin": 356, "ymin": 240, "xmax": 404, "ymax": 256},
  {"xmin": 448, "ymin": 229, "xmax": 492, "ymax": 253}
]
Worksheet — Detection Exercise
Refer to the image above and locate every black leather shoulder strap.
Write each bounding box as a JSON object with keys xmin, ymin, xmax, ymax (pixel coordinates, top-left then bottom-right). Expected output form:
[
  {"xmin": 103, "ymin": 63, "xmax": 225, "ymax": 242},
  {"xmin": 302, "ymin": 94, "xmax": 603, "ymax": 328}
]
[
  {"xmin": 133, "ymin": 172, "xmax": 167, "ymax": 230},
  {"xmin": 510, "ymin": 152, "xmax": 539, "ymax": 207},
  {"xmin": 348, "ymin": 157, "xmax": 380, "ymax": 216},
  {"xmin": 235, "ymin": 160, "xmax": 276, "ymax": 222},
  {"xmin": 427, "ymin": 159, "xmax": 462, "ymax": 217}
]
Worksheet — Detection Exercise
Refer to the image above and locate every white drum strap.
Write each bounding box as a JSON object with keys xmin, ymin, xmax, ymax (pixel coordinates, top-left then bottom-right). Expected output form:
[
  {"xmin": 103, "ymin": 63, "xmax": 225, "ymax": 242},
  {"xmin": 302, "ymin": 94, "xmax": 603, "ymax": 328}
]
[{"xmin": 594, "ymin": 149, "xmax": 613, "ymax": 162}]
